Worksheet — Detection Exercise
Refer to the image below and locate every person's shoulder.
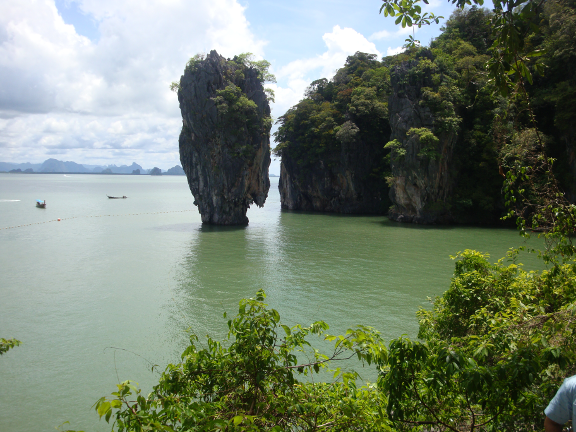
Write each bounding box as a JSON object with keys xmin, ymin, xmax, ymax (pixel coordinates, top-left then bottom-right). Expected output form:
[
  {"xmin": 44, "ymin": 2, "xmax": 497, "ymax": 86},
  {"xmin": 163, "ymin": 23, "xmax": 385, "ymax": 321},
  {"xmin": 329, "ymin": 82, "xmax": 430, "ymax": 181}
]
[
  {"xmin": 558, "ymin": 375, "xmax": 576, "ymax": 398},
  {"xmin": 562, "ymin": 375, "xmax": 576, "ymax": 389}
]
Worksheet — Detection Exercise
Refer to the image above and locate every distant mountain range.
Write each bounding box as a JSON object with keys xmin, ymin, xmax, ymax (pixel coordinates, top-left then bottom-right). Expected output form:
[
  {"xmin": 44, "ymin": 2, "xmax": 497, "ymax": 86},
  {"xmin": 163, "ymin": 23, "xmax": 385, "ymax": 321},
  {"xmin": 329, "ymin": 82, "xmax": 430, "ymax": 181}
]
[
  {"xmin": 0, "ymin": 159, "xmax": 186, "ymax": 175},
  {"xmin": 1, "ymin": 159, "xmax": 280, "ymax": 176}
]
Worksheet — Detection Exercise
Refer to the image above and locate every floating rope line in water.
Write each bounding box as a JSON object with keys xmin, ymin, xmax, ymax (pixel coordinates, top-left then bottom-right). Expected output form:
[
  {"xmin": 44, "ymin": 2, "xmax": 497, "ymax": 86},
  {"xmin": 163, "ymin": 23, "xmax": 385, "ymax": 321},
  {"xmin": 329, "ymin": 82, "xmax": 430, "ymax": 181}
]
[{"xmin": 0, "ymin": 209, "xmax": 195, "ymax": 231}]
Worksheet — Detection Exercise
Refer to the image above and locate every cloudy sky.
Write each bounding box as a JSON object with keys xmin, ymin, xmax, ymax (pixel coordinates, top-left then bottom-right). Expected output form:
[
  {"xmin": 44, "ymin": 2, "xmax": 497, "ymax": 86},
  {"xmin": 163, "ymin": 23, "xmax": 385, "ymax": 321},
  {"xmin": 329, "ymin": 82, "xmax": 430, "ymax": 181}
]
[{"xmin": 1, "ymin": 0, "xmax": 460, "ymax": 173}]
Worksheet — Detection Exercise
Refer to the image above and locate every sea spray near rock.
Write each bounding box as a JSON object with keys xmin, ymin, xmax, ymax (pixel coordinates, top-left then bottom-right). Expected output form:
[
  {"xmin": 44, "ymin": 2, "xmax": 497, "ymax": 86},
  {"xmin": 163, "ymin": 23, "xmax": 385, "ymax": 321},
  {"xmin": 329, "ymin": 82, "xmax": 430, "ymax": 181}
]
[{"xmin": 177, "ymin": 50, "xmax": 271, "ymax": 225}]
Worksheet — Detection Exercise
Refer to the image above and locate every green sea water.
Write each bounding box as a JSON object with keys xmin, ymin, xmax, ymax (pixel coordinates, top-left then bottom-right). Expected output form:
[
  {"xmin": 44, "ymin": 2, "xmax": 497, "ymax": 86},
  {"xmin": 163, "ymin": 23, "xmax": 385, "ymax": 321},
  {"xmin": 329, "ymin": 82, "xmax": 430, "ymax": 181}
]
[{"xmin": 0, "ymin": 173, "xmax": 544, "ymax": 431}]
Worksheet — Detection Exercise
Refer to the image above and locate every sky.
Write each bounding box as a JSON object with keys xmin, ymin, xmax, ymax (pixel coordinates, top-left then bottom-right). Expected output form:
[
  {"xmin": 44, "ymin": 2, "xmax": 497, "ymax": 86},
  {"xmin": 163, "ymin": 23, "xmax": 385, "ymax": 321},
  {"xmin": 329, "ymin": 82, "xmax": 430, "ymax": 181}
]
[{"xmin": 0, "ymin": 0, "xmax": 462, "ymax": 173}]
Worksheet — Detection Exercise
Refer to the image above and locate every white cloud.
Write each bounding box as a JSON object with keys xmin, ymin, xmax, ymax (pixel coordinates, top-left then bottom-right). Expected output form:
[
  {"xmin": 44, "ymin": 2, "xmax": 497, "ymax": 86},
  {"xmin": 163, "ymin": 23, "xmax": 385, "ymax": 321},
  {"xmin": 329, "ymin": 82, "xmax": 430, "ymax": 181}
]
[
  {"xmin": 426, "ymin": 0, "xmax": 444, "ymax": 9},
  {"xmin": 387, "ymin": 46, "xmax": 405, "ymax": 56},
  {"xmin": 0, "ymin": 0, "xmax": 266, "ymax": 167},
  {"xmin": 369, "ymin": 29, "xmax": 391, "ymax": 40},
  {"xmin": 0, "ymin": 111, "xmax": 182, "ymax": 166}
]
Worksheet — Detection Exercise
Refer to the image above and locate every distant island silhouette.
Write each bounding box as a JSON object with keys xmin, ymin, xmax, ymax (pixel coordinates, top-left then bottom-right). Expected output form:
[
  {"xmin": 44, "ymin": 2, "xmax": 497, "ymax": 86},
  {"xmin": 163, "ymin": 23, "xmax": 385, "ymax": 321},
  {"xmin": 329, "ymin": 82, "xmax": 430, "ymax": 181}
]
[
  {"xmin": 0, "ymin": 159, "xmax": 184, "ymax": 175},
  {"xmin": 1, "ymin": 158, "xmax": 280, "ymax": 177}
]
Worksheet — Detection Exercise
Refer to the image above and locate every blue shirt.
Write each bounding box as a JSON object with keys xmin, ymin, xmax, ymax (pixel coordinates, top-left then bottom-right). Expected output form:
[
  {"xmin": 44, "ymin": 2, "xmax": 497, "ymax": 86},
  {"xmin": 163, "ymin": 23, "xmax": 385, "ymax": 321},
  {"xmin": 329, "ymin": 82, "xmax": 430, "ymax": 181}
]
[{"xmin": 545, "ymin": 375, "xmax": 576, "ymax": 425}]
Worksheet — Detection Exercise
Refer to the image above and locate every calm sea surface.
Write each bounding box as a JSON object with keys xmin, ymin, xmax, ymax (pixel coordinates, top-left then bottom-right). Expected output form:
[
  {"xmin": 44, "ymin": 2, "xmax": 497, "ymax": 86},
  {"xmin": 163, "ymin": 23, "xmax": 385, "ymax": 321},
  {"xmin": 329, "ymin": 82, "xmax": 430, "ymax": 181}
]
[{"xmin": 0, "ymin": 173, "xmax": 544, "ymax": 431}]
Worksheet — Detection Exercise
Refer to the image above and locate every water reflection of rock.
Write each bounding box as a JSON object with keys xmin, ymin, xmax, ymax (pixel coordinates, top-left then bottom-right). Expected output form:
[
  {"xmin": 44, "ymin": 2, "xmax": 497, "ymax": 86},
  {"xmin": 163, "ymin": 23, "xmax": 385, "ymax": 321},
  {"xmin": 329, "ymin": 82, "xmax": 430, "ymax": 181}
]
[{"xmin": 166, "ymin": 220, "xmax": 284, "ymax": 350}]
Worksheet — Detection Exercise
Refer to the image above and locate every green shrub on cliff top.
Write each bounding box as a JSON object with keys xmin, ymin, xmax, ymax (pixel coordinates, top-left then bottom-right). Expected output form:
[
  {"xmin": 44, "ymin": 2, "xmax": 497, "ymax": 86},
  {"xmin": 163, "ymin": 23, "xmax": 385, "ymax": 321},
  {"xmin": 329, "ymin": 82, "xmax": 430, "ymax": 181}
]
[{"xmin": 212, "ymin": 84, "xmax": 259, "ymax": 130}]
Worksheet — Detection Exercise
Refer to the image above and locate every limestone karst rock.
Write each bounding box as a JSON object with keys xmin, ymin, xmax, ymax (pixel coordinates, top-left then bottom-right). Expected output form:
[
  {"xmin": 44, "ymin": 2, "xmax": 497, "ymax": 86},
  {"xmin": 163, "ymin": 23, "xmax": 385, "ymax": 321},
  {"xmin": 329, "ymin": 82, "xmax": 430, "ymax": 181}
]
[
  {"xmin": 386, "ymin": 54, "xmax": 459, "ymax": 224},
  {"xmin": 278, "ymin": 138, "xmax": 389, "ymax": 214},
  {"xmin": 275, "ymin": 53, "xmax": 391, "ymax": 215},
  {"xmin": 177, "ymin": 50, "xmax": 271, "ymax": 225},
  {"xmin": 273, "ymin": 51, "xmax": 463, "ymax": 222}
]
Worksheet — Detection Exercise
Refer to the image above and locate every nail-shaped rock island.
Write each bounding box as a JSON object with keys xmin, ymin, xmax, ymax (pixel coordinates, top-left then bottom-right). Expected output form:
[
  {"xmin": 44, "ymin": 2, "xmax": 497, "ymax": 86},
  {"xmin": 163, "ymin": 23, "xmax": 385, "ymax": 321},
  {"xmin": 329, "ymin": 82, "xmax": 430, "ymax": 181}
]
[{"xmin": 176, "ymin": 50, "xmax": 272, "ymax": 225}]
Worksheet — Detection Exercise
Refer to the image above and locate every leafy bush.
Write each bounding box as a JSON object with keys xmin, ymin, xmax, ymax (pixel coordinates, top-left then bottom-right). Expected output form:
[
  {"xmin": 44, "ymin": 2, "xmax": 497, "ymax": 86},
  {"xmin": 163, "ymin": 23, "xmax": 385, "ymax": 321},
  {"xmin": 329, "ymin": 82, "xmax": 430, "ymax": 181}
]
[
  {"xmin": 93, "ymin": 290, "xmax": 390, "ymax": 431},
  {"xmin": 382, "ymin": 249, "xmax": 576, "ymax": 431}
]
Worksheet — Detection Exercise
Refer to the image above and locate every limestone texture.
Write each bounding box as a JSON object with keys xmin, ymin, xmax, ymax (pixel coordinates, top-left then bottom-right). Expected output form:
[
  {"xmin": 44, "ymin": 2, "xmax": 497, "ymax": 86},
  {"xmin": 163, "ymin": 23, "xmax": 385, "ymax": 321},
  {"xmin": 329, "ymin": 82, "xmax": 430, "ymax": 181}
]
[
  {"xmin": 387, "ymin": 57, "xmax": 458, "ymax": 224},
  {"xmin": 278, "ymin": 141, "xmax": 389, "ymax": 214},
  {"xmin": 177, "ymin": 50, "xmax": 271, "ymax": 225}
]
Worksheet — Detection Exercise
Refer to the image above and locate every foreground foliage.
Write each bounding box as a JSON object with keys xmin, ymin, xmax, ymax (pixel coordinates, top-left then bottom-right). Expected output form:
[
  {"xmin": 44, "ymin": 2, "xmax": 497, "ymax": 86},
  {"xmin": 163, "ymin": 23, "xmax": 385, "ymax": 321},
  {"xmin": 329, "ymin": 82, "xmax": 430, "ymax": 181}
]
[
  {"xmin": 0, "ymin": 337, "xmax": 21, "ymax": 355},
  {"xmin": 94, "ymin": 290, "xmax": 391, "ymax": 431},
  {"xmin": 383, "ymin": 249, "xmax": 576, "ymax": 431},
  {"xmin": 87, "ymin": 246, "xmax": 576, "ymax": 431}
]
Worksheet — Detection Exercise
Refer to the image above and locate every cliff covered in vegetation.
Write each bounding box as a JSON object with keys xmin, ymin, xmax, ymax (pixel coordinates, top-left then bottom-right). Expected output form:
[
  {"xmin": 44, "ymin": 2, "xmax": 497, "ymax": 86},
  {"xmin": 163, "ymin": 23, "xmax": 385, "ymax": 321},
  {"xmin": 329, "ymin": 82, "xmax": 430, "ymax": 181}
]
[
  {"xmin": 275, "ymin": 53, "xmax": 391, "ymax": 214},
  {"xmin": 275, "ymin": 5, "xmax": 576, "ymax": 224},
  {"xmin": 386, "ymin": 54, "xmax": 458, "ymax": 223},
  {"xmin": 176, "ymin": 50, "xmax": 272, "ymax": 225}
]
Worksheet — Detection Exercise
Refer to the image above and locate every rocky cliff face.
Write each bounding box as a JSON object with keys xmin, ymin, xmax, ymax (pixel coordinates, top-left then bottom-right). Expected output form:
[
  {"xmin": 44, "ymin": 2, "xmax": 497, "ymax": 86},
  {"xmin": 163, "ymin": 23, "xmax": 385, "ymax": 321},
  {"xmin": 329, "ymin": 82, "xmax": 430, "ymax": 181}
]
[
  {"xmin": 562, "ymin": 128, "xmax": 576, "ymax": 202},
  {"xmin": 387, "ymin": 57, "xmax": 458, "ymax": 224},
  {"xmin": 276, "ymin": 53, "xmax": 391, "ymax": 215},
  {"xmin": 178, "ymin": 50, "xmax": 271, "ymax": 225},
  {"xmin": 278, "ymin": 140, "xmax": 389, "ymax": 214}
]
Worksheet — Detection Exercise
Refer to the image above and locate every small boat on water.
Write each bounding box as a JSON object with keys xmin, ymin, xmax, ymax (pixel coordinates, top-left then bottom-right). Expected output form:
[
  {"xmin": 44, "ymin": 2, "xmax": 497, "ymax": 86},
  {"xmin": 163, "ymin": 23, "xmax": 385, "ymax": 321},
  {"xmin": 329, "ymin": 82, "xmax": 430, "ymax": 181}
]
[
  {"xmin": 36, "ymin": 199, "xmax": 46, "ymax": 208},
  {"xmin": 107, "ymin": 195, "xmax": 127, "ymax": 199}
]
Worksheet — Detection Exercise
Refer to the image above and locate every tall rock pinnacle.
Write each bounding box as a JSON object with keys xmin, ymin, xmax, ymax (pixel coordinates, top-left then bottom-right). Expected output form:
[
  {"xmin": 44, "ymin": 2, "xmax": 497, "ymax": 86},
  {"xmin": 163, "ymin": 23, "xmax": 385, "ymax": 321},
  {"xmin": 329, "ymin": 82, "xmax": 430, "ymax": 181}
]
[{"xmin": 177, "ymin": 50, "xmax": 271, "ymax": 225}]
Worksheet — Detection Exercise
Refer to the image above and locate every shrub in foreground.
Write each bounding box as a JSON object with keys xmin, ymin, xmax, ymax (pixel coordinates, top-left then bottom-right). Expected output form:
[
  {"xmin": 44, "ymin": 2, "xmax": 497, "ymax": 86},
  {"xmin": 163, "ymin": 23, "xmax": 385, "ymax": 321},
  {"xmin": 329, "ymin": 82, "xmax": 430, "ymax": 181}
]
[{"xmin": 72, "ymin": 248, "xmax": 576, "ymax": 431}]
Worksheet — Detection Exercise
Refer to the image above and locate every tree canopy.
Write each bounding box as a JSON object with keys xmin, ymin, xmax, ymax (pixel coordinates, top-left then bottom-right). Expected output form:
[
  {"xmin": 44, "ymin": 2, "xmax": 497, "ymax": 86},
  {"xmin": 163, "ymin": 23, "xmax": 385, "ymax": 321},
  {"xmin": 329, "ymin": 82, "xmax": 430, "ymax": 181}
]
[{"xmin": 380, "ymin": 0, "xmax": 576, "ymax": 243}]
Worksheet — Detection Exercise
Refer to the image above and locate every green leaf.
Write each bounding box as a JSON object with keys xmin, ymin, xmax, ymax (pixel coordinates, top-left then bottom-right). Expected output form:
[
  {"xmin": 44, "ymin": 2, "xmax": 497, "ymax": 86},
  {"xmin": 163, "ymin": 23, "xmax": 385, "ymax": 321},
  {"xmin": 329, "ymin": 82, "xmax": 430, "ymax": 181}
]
[
  {"xmin": 97, "ymin": 401, "xmax": 111, "ymax": 418},
  {"xmin": 526, "ymin": 50, "xmax": 544, "ymax": 58},
  {"xmin": 271, "ymin": 309, "xmax": 280, "ymax": 323}
]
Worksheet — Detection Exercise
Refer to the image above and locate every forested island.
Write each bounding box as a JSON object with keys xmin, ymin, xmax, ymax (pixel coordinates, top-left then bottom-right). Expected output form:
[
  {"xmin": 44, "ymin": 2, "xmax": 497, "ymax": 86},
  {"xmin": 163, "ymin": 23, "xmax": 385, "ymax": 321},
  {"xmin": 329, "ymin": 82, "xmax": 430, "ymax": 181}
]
[{"xmin": 274, "ymin": 5, "xmax": 575, "ymax": 225}]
